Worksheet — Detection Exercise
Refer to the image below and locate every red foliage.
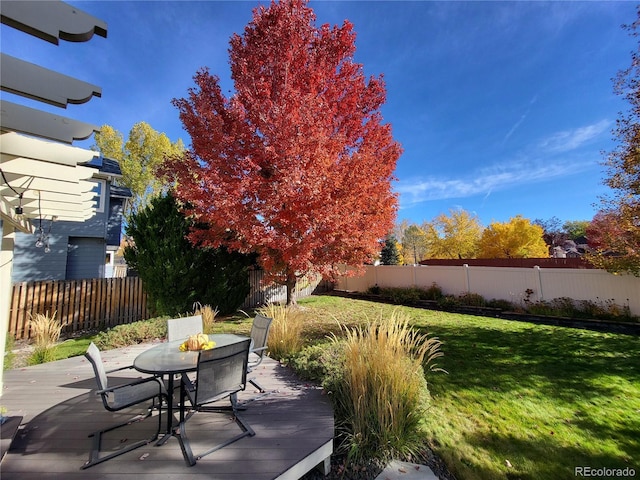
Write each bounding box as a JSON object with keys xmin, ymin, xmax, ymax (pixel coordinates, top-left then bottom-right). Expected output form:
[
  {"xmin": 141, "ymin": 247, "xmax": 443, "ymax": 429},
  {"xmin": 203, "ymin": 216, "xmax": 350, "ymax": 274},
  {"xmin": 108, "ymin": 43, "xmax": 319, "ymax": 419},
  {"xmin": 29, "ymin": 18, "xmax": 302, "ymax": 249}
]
[
  {"xmin": 587, "ymin": 210, "xmax": 633, "ymax": 252},
  {"xmin": 163, "ymin": 0, "xmax": 401, "ymax": 294}
]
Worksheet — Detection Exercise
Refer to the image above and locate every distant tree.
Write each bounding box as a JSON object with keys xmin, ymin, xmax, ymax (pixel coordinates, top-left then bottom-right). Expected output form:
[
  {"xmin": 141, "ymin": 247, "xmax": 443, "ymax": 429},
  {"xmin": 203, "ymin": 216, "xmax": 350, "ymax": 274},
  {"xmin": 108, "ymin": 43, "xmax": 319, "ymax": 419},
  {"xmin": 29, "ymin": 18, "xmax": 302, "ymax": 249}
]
[
  {"xmin": 589, "ymin": 8, "xmax": 640, "ymax": 275},
  {"xmin": 562, "ymin": 220, "xmax": 590, "ymax": 240},
  {"xmin": 423, "ymin": 209, "xmax": 482, "ymax": 259},
  {"xmin": 533, "ymin": 216, "xmax": 567, "ymax": 255},
  {"xmin": 478, "ymin": 215, "xmax": 548, "ymax": 258},
  {"xmin": 402, "ymin": 225, "xmax": 428, "ymax": 264},
  {"xmin": 124, "ymin": 193, "xmax": 255, "ymax": 316},
  {"xmin": 163, "ymin": 0, "xmax": 402, "ymax": 304},
  {"xmin": 380, "ymin": 235, "xmax": 401, "ymax": 265},
  {"xmin": 586, "ymin": 210, "xmax": 639, "ymax": 275},
  {"xmin": 93, "ymin": 122, "xmax": 184, "ymax": 216}
]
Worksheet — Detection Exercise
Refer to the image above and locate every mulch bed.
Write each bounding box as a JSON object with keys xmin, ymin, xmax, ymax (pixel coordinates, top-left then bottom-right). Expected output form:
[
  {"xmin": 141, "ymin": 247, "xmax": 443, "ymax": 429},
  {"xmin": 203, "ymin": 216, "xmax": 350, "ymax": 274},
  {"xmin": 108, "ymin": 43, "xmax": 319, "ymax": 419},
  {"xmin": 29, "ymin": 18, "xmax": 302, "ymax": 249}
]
[{"xmin": 300, "ymin": 448, "xmax": 457, "ymax": 480}]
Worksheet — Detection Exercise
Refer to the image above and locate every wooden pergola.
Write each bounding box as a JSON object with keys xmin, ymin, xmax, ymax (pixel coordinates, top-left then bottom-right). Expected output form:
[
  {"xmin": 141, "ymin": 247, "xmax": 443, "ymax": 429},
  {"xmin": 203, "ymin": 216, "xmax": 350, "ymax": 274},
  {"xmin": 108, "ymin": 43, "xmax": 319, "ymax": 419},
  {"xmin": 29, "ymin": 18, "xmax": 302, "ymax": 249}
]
[{"xmin": 0, "ymin": 0, "xmax": 108, "ymax": 393}]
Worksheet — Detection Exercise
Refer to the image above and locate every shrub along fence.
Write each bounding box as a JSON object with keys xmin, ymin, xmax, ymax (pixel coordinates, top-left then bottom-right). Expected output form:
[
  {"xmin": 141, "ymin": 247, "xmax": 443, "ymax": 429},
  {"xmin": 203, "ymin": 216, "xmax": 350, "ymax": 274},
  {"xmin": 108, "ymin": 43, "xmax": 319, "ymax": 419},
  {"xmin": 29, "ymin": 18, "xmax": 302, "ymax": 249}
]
[{"xmin": 9, "ymin": 271, "xmax": 334, "ymax": 340}]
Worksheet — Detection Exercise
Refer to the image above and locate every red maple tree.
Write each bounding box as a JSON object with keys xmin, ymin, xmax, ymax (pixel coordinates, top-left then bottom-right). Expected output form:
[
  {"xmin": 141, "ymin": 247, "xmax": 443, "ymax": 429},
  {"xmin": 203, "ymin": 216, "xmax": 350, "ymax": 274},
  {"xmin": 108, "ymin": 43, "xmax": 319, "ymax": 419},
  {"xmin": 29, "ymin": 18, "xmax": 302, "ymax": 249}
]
[{"xmin": 163, "ymin": 0, "xmax": 402, "ymax": 303}]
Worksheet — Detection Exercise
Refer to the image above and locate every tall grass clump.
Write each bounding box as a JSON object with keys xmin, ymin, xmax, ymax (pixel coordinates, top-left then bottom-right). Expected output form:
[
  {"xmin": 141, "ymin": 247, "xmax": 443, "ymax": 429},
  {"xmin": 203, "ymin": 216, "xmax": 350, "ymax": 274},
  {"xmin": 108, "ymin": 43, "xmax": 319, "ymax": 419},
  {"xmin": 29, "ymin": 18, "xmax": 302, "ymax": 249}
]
[
  {"xmin": 333, "ymin": 309, "xmax": 444, "ymax": 464},
  {"xmin": 193, "ymin": 302, "xmax": 219, "ymax": 333},
  {"xmin": 258, "ymin": 303, "xmax": 304, "ymax": 361},
  {"xmin": 27, "ymin": 311, "xmax": 62, "ymax": 365}
]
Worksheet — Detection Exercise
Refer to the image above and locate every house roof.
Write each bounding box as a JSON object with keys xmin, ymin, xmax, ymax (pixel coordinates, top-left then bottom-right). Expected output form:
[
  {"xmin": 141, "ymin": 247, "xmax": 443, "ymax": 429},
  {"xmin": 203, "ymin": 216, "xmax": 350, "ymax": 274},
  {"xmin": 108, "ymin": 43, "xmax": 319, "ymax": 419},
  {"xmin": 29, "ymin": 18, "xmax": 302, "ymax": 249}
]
[
  {"xmin": 82, "ymin": 156, "xmax": 123, "ymax": 176},
  {"xmin": 110, "ymin": 185, "xmax": 133, "ymax": 198}
]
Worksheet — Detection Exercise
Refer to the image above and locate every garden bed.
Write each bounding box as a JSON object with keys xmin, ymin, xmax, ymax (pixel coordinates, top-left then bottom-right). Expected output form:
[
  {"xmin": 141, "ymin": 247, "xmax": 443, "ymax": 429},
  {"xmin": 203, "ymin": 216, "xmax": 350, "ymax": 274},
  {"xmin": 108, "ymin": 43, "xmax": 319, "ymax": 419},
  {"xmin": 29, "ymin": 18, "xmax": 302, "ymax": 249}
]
[{"xmin": 329, "ymin": 290, "xmax": 640, "ymax": 336}]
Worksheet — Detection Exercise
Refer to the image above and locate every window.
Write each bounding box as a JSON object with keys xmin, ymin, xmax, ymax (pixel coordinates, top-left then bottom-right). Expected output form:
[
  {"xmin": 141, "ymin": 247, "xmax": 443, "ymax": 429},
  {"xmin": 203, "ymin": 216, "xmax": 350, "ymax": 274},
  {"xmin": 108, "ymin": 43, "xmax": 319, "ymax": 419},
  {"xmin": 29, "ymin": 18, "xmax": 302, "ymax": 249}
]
[{"xmin": 92, "ymin": 179, "xmax": 106, "ymax": 213}]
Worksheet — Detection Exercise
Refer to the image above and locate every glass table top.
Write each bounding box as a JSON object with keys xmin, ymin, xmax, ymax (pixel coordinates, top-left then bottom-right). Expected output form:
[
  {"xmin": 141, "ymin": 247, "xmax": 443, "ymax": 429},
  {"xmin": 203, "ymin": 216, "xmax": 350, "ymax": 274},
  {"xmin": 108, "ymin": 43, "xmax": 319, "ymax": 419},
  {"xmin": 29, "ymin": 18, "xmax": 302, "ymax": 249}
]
[{"xmin": 133, "ymin": 333, "xmax": 249, "ymax": 375}]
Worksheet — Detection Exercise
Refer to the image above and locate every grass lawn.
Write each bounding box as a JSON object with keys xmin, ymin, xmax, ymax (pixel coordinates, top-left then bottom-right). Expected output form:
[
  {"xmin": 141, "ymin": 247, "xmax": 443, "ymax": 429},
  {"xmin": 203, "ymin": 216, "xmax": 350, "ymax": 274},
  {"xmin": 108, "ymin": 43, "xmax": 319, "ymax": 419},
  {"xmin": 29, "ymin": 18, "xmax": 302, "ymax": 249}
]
[
  {"xmin": 294, "ymin": 295, "xmax": 640, "ymax": 480},
  {"xmin": 35, "ymin": 294, "xmax": 638, "ymax": 479}
]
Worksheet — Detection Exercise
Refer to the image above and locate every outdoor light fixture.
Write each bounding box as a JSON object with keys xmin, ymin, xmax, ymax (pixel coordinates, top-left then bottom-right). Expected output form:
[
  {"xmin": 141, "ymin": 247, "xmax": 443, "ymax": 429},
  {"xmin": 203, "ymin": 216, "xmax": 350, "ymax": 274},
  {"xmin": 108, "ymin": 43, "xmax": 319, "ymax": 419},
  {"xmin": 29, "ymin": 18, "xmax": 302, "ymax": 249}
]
[
  {"xmin": 35, "ymin": 227, "xmax": 45, "ymax": 248},
  {"xmin": 33, "ymin": 192, "xmax": 54, "ymax": 253},
  {"xmin": 1, "ymin": 168, "xmax": 25, "ymax": 218}
]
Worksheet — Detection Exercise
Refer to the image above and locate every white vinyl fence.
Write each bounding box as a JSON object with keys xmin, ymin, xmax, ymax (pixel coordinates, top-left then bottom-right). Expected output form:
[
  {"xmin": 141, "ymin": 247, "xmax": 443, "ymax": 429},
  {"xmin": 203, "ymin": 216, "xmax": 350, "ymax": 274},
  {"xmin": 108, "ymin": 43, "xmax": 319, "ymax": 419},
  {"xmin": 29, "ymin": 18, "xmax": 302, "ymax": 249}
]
[{"xmin": 336, "ymin": 265, "xmax": 640, "ymax": 316}]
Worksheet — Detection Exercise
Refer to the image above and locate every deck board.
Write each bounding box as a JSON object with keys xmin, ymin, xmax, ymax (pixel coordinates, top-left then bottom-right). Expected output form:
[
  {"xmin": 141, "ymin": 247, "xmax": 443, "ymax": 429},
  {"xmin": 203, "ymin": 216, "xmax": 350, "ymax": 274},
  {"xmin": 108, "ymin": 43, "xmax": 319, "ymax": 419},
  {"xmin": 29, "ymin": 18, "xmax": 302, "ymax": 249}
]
[{"xmin": 0, "ymin": 342, "xmax": 333, "ymax": 479}]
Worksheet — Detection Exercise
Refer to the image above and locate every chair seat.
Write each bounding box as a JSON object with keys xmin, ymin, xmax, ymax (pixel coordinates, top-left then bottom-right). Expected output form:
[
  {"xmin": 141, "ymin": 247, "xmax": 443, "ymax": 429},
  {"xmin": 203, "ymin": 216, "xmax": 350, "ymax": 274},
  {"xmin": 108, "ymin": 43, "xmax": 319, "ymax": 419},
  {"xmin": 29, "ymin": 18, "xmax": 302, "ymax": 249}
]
[
  {"xmin": 83, "ymin": 343, "xmax": 169, "ymax": 469},
  {"xmin": 108, "ymin": 378, "xmax": 166, "ymax": 410}
]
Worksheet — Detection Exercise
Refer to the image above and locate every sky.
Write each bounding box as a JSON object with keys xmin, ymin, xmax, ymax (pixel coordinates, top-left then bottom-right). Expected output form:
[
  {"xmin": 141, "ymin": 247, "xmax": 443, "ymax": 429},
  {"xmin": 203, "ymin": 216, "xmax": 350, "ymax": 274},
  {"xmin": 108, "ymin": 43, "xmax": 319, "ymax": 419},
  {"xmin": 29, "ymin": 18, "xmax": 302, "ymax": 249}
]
[{"xmin": 1, "ymin": 0, "xmax": 637, "ymax": 229}]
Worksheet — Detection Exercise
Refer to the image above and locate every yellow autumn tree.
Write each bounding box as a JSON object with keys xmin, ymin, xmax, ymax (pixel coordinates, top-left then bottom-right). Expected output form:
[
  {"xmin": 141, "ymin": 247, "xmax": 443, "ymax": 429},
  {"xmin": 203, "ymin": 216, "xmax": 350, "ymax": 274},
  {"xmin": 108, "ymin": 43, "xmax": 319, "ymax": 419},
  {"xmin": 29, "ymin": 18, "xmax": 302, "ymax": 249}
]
[
  {"xmin": 478, "ymin": 215, "xmax": 549, "ymax": 258},
  {"xmin": 422, "ymin": 208, "xmax": 482, "ymax": 259},
  {"xmin": 401, "ymin": 224, "xmax": 428, "ymax": 264},
  {"xmin": 93, "ymin": 122, "xmax": 184, "ymax": 216}
]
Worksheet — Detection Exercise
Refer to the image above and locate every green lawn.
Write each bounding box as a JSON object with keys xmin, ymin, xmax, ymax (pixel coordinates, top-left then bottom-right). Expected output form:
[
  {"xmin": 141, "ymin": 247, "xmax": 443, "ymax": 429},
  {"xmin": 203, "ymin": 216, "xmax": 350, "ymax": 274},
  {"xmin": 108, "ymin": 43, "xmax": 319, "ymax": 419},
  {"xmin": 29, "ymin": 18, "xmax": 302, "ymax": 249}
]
[{"xmin": 295, "ymin": 295, "xmax": 640, "ymax": 480}]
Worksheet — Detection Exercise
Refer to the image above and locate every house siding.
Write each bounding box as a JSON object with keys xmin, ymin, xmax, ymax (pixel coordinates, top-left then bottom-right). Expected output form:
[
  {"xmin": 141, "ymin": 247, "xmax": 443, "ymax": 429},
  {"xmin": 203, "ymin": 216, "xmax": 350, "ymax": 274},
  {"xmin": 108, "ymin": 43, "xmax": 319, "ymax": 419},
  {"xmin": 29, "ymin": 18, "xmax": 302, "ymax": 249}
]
[
  {"xmin": 106, "ymin": 198, "xmax": 124, "ymax": 247},
  {"xmin": 10, "ymin": 179, "xmax": 125, "ymax": 282},
  {"xmin": 65, "ymin": 237, "xmax": 105, "ymax": 279}
]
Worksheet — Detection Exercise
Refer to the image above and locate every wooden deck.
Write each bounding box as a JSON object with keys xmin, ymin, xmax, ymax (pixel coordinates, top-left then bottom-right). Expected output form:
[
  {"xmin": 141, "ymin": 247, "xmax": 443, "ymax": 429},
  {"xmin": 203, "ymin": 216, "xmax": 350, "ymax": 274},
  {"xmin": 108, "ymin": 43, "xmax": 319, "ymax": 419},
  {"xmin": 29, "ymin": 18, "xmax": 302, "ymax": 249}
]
[{"xmin": 0, "ymin": 342, "xmax": 334, "ymax": 479}]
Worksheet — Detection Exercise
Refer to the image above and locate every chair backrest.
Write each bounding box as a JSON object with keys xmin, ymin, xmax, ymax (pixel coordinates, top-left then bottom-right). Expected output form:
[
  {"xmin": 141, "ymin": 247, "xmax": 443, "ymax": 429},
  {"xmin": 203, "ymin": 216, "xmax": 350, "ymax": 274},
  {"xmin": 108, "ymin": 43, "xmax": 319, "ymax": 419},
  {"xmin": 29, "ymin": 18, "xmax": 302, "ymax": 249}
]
[
  {"xmin": 250, "ymin": 314, "xmax": 273, "ymax": 359},
  {"xmin": 194, "ymin": 338, "xmax": 251, "ymax": 406},
  {"xmin": 167, "ymin": 315, "xmax": 203, "ymax": 342},
  {"xmin": 86, "ymin": 342, "xmax": 108, "ymax": 392}
]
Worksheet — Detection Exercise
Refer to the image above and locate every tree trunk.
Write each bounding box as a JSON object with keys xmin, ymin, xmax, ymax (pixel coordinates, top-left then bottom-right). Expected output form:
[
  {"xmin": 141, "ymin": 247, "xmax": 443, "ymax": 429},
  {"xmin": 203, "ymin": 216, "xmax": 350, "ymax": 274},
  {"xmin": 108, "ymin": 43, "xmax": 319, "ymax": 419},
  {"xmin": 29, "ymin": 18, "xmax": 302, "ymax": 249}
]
[{"xmin": 285, "ymin": 271, "xmax": 297, "ymax": 306}]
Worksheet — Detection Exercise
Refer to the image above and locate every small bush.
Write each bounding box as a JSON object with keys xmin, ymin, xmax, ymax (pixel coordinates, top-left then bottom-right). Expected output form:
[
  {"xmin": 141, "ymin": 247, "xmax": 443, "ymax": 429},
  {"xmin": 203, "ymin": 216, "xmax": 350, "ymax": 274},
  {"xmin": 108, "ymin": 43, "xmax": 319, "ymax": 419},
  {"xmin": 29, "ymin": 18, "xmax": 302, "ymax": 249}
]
[
  {"xmin": 94, "ymin": 317, "xmax": 167, "ymax": 349},
  {"xmin": 290, "ymin": 341, "xmax": 345, "ymax": 393},
  {"xmin": 377, "ymin": 286, "xmax": 439, "ymax": 304},
  {"xmin": 423, "ymin": 282, "xmax": 445, "ymax": 301},
  {"xmin": 367, "ymin": 284, "xmax": 381, "ymax": 295},
  {"xmin": 258, "ymin": 303, "xmax": 304, "ymax": 361},
  {"xmin": 456, "ymin": 292, "xmax": 486, "ymax": 307}
]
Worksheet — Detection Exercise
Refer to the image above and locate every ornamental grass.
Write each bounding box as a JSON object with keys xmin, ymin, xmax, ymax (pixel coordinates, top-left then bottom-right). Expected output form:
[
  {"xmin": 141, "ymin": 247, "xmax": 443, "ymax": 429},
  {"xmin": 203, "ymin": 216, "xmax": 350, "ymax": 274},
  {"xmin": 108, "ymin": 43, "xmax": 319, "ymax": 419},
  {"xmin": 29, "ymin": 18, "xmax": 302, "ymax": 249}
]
[
  {"xmin": 258, "ymin": 302, "xmax": 304, "ymax": 360},
  {"xmin": 333, "ymin": 309, "xmax": 444, "ymax": 463},
  {"xmin": 27, "ymin": 311, "xmax": 62, "ymax": 365}
]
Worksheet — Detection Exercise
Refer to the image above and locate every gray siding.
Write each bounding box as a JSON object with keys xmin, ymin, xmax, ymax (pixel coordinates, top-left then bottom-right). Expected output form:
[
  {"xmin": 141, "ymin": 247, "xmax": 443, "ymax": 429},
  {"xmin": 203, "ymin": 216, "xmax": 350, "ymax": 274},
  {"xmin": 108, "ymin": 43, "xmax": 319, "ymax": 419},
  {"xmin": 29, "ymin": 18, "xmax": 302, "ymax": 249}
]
[
  {"xmin": 10, "ymin": 180, "xmax": 123, "ymax": 282},
  {"xmin": 65, "ymin": 237, "xmax": 105, "ymax": 279},
  {"xmin": 106, "ymin": 197, "xmax": 124, "ymax": 247},
  {"xmin": 12, "ymin": 226, "xmax": 68, "ymax": 281}
]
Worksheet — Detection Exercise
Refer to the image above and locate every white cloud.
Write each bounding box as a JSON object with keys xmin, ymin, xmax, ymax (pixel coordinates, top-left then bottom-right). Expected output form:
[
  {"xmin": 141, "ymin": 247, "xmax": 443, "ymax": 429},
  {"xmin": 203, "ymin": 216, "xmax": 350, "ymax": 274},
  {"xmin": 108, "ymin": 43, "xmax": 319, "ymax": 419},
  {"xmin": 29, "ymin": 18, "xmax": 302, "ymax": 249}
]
[
  {"xmin": 538, "ymin": 120, "xmax": 610, "ymax": 153},
  {"xmin": 396, "ymin": 159, "xmax": 591, "ymax": 207}
]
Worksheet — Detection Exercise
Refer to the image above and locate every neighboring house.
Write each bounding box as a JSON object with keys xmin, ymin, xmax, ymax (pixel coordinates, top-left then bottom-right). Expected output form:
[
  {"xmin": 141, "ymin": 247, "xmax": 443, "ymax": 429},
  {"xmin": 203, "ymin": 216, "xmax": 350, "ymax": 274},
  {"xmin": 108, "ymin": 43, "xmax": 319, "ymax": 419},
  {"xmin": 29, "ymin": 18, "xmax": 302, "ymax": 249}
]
[{"xmin": 11, "ymin": 156, "xmax": 131, "ymax": 282}]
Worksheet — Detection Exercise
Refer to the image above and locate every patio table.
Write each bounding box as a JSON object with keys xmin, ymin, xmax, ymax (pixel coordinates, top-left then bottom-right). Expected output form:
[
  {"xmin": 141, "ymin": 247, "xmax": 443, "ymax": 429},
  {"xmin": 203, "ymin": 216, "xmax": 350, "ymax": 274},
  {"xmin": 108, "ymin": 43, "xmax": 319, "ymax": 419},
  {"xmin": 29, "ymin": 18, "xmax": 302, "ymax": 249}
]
[{"xmin": 133, "ymin": 333, "xmax": 249, "ymax": 444}]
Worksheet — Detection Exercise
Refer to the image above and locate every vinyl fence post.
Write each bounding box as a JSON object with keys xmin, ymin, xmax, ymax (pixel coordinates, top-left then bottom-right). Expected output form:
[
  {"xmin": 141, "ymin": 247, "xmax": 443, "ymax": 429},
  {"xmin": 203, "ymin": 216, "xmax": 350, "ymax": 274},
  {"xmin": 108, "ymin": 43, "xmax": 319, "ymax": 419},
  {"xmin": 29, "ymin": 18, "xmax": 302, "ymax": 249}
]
[
  {"xmin": 463, "ymin": 264, "xmax": 471, "ymax": 293},
  {"xmin": 534, "ymin": 265, "xmax": 544, "ymax": 300}
]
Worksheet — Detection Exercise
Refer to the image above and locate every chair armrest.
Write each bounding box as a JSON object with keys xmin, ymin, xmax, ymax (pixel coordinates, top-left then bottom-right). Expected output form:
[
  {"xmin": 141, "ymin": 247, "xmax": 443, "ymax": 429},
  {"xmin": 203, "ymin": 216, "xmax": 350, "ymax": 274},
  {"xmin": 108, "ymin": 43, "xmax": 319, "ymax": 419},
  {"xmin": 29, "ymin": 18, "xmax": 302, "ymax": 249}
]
[
  {"xmin": 250, "ymin": 346, "xmax": 268, "ymax": 354},
  {"xmin": 104, "ymin": 364, "xmax": 135, "ymax": 374},
  {"xmin": 96, "ymin": 376, "xmax": 165, "ymax": 396}
]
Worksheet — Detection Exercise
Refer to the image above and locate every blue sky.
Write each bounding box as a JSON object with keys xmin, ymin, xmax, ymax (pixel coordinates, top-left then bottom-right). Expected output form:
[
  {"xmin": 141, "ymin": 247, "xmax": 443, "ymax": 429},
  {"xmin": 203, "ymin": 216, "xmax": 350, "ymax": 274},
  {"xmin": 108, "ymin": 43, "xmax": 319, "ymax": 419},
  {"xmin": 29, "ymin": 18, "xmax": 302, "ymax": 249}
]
[{"xmin": 2, "ymin": 1, "xmax": 636, "ymax": 228}]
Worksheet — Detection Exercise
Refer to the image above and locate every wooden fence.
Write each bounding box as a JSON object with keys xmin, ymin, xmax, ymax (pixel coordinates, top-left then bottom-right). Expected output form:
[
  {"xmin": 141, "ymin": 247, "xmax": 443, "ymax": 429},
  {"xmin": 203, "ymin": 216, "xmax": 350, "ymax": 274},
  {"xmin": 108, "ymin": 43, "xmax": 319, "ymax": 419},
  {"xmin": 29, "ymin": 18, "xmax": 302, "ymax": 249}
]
[
  {"xmin": 9, "ymin": 272, "xmax": 334, "ymax": 340},
  {"xmin": 9, "ymin": 277, "xmax": 149, "ymax": 340}
]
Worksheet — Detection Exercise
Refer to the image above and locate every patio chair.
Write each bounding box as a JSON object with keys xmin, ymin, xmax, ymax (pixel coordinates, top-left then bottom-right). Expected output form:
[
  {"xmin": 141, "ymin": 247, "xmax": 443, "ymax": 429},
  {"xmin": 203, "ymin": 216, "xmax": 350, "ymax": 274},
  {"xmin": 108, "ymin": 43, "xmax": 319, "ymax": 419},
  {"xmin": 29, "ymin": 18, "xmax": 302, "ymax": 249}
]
[
  {"xmin": 82, "ymin": 342, "xmax": 169, "ymax": 469},
  {"xmin": 247, "ymin": 314, "xmax": 273, "ymax": 392},
  {"xmin": 167, "ymin": 314, "xmax": 203, "ymax": 342},
  {"xmin": 177, "ymin": 338, "xmax": 254, "ymax": 466}
]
